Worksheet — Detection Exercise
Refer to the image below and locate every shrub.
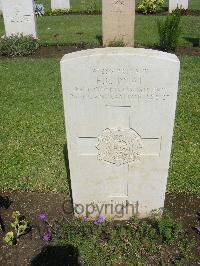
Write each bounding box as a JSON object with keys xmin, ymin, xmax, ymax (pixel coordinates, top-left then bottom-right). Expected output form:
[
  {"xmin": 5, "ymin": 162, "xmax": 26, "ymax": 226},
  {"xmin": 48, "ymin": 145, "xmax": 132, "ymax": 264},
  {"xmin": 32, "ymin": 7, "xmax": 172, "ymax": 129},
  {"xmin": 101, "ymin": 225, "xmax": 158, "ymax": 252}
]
[
  {"xmin": 81, "ymin": 0, "xmax": 97, "ymax": 14},
  {"xmin": 157, "ymin": 9, "xmax": 181, "ymax": 52},
  {"xmin": 0, "ymin": 34, "xmax": 40, "ymax": 57},
  {"xmin": 46, "ymin": 8, "xmax": 70, "ymax": 16},
  {"xmin": 34, "ymin": 2, "xmax": 45, "ymax": 17},
  {"xmin": 137, "ymin": 0, "xmax": 164, "ymax": 14}
]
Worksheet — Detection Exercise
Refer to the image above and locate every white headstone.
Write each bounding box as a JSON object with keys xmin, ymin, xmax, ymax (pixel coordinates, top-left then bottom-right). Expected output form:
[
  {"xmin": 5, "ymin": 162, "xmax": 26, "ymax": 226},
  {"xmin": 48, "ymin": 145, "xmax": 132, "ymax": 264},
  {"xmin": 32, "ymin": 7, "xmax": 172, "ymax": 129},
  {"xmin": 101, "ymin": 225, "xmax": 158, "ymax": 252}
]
[
  {"xmin": 102, "ymin": 0, "xmax": 135, "ymax": 47},
  {"xmin": 0, "ymin": 0, "xmax": 2, "ymax": 14},
  {"xmin": 2, "ymin": 0, "xmax": 37, "ymax": 38},
  {"xmin": 169, "ymin": 0, "xmax": 188, "ymax": 12},
  {"xmin": 51, "ymin": 0, "xmax": 70, "ymax": 10},
  {"xmin": 61, "ymin": 48, "xmax": 180, "ymax": 220}
]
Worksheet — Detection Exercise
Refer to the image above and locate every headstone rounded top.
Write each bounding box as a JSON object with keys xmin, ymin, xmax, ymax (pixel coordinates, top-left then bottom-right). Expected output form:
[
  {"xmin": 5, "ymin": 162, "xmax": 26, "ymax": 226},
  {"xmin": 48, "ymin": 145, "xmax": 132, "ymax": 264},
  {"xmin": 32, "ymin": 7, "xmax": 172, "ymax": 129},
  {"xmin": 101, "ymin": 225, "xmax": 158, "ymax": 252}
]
[
  {"xmin": 61, "ymin": 48, "xmax": 179, "ymax": 64},
  {"xmin": 1, "ymin": 0, "xmax": 37, "ymax": 37},
  {"xmin": 60, "ymin": 46, "xmax": 180, "ymax": 219}
]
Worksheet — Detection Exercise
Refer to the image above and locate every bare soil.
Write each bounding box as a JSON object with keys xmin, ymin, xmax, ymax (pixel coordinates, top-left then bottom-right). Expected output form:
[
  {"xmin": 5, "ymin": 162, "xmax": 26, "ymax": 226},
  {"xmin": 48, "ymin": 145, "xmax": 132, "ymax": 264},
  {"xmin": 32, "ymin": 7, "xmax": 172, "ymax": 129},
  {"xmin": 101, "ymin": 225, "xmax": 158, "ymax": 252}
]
[
  {"xmin": 0, "ymin": 42, "xmax": 199, "ymax": 60},
  {"xmin": 0, "ymin": 191, "xmax": 199, "ymax": 266},
  {"xmin": 44, "ymin": 10, "xmax": 200, "ymax": 16},
  {"xmin": 23, "ymin": 44, "xmax": 200, "ymax": 58}
]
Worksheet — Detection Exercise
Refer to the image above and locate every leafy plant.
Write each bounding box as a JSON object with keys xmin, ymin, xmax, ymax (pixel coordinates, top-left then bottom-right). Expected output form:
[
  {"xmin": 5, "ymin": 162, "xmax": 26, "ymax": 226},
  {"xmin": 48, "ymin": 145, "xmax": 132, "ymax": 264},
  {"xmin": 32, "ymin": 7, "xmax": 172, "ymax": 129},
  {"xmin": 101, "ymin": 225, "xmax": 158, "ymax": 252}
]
[
  {"xmin": 56, "ymin": 212, "xmax": 195, "ymax": 265},
  {"xmin": 46, "ymin": 9, "xmax": 70, "ymax": 16},
  {"xmin": 0, "ymin": 34, "xmax": 40, "ymax": 57},
  {"xmin": 4, "ymin": 211, "xmax": 30, "ymax": 245},
  {"xmin": 157, "ymin": 9, "xmax": 181, "ymax": 51},
  {"xmin": 4, "ymin": 231, "xmax": 15, "ymax": 245},
  {"xmin": 153, "ymin": 210, "xmax": 184, "ymax": 243},
  {"xmin": 34, "ymin": 2, "xmax": 45, "ymax": 17},
  {"xmin": 137, "ymin": 0, "xmax": 164, "ymax": 14}
]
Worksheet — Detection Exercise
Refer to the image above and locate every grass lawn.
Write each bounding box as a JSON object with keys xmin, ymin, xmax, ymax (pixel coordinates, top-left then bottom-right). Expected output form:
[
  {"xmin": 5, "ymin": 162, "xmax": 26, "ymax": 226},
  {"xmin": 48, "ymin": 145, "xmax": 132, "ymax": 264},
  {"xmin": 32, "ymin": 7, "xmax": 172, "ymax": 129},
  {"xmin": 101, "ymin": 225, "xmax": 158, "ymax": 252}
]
[
  {"xmin": 39, "ymin": 0, "xmax": 200, "ymax": 11},
  {"xmin": 0, "ymin": 15, "xmax": 199, "ymax": 46},
  {"xmin": 0, "ymin": 56, "xmax": 199, "ymax": 194}
]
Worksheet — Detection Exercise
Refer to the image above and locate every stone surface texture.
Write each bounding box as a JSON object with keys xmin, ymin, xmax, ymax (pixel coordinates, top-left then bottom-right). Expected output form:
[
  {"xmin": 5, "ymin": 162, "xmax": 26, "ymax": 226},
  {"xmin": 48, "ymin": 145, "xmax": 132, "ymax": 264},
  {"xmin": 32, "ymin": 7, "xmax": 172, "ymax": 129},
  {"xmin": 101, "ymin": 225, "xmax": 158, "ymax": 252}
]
[
  {"xmin": 2, "ymin": 0, "xmax": 37, "ymax": 37},
  {"xmin": 61, "ymin": 48, "xmax": 180, "ymax": 219},
  {"xmin": 169, "ymin": 0, "xmax": 188, "ymax": 12},
  {"xmin": 51, "ymin": 0, "xmax": 70, "ymax": 10},
  {"xmin": 0, "ymin": 0, "xmax": 2, "ymax": 14},
  {"xmin": 102, "ymin": 0, "xmax": 135, "ymax": 47}
]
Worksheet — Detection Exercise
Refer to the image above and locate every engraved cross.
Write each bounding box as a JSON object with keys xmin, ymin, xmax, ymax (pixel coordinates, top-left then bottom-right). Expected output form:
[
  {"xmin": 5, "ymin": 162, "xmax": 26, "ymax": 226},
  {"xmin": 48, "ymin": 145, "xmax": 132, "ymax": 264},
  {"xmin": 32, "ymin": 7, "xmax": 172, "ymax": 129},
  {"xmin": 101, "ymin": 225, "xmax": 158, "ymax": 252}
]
[
  {"xmin": 77, "ymin": 105, "xmax": 161, "ymax": 200},
  {"xmin": 78, "ymin": 106, "xmax": 161, "ymax": 160}
]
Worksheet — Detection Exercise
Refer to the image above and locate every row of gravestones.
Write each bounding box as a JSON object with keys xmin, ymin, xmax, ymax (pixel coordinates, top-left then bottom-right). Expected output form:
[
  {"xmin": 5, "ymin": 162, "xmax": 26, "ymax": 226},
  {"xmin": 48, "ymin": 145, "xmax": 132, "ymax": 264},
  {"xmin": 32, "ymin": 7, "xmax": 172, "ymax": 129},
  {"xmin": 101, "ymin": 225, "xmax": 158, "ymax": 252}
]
[
  {"xmin": 0, "ymin": 0, "xmax": 71, "ymax": 13},
  {"xmin": 0, "ymin": 0, "xmax": 70, "ymax": 38},
  {"xmin": 0, "ymin": 0, "xmax": 189, "ymax": 38},
  {"xmin": 1, "ymin": 0, "xmax": 181, "ymax": 220}
]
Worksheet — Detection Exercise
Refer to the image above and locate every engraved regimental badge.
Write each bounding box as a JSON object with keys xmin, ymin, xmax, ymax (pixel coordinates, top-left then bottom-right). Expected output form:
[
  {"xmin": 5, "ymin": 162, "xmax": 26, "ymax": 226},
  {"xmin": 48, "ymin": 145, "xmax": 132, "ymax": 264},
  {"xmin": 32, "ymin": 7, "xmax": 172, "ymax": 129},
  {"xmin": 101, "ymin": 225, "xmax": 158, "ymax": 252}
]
[{"xmin": 96, "ymin": 128, "xmax": 142, "ymax": 166}]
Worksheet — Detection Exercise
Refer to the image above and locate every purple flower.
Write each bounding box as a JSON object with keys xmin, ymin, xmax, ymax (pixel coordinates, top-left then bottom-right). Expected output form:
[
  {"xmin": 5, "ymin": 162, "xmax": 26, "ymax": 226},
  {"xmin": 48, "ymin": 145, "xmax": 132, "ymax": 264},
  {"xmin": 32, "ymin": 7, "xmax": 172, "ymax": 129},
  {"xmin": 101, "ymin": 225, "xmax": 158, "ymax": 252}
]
[
  {"xmin": 43, "ymin": 232, "xmax": 52, "ymax": 241},
  {"xmin": 93, "ymin": 215, "xmax": 104, "ymax": 225},
  {"xmin": 39, "ymin": 213, "xmax": 46, "ymax": 220},
  {"xmin": 83, "ymin": 216, "xmax": 88, "ymax": 222},
  {"xmin": 194, "ymin": 226, "xmax": 200, "ymax": 233}
]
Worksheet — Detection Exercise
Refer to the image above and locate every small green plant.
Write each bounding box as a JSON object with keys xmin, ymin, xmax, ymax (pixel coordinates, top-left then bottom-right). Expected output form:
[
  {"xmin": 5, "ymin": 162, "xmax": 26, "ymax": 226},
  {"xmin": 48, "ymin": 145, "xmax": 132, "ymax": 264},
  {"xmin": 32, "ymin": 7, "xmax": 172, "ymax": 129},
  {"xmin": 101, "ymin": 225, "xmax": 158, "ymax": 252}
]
[
  {"xmin": 137, "ymin": 0, "xmax": 164, "ymax": 14},
  {"xmin": 0, "ymin": 34, "xmax": 40, "ymax": 57},
  {"xmin": 108, "ymin": 39, "xmax": 125, "ymax": 47},
  {"xmin": 4, "ymin": 211, "xmax": 30, "ymax": 245},
  {"xmin": 4, "ymin": 231, "xmax": 15, "ymax": 245},
  {"xmin": 46, "ymin": 8, "xmax": 70, "ymax": 16},
  {"xmin": 157, "ymin": 9, "xmax": 181, "ymax": 51},
  {"xmin": 153, "ymin": 210, "xmax": 184, "ymax": 243}
]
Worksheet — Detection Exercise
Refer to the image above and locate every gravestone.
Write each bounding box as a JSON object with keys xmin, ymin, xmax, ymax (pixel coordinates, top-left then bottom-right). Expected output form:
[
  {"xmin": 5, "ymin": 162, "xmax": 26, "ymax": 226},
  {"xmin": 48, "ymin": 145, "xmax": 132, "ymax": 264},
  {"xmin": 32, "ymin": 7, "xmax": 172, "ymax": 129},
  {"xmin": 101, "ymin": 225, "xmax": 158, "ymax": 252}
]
[
  {"xmin": 2, "ymin": 0, "xmax": 37, "ymax": 38},
  {"xmin": 102, "ymin": 0, "xmax": 135, "ymax": 47},
  {"xmin": 51, "ymin": 0, "xmax": 70, "ymax": 10},
  {"xmin": 0, "ymin": 0, "xmax": 2, "ymax": 15},
  {"xmin": 169, "ymin": 0, "xmax": 188, "ymax": 12},
  {"xmin": 61, "ymin": 48, "xmax": 180, "ymax": 220}
]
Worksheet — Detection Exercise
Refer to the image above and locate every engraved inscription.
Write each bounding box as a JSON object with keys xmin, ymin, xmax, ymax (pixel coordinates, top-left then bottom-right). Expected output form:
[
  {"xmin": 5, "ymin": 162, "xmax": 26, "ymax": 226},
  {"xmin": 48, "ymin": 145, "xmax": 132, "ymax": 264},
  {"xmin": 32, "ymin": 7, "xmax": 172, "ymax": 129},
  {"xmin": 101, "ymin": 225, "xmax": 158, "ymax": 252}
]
[
  {"xmin": 112, "ymin": 0, "xmax": 125, "ymax": 13},
  {"xmin": 6, "ymin": 5, "xmax": 31, "ymax": 23},
  {"xmin": 96, "ymin": 128, "xmax": 142, "ymax": 166},
  {"xmin": 70, "ymin": 86, "xmax": 170, "ymax": 101},
  {"xmin": 114, "ymin": 0, "xmax": 125, "ymax": 5},
  {"xmin": 69, "ymin": 67, "xmax": 170, "ymax": 102}
]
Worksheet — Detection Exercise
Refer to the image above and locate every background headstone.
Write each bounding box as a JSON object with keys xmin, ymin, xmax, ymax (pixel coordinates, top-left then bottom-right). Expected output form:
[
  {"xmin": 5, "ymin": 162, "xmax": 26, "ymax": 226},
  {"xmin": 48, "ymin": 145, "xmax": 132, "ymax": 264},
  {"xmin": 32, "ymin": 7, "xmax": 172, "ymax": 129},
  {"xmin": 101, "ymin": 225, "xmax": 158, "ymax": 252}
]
[
  {"xmin": 61, "ymin": 48, "xmax": 180, "ymax": 220},
  {"xmin": 102, "ymin": 0, "xmax": 135, "ymax": 47},
  {"xmin": 169, "ymin": 0, "xmax": 188, "ymax": 12},
  {"xmin": 51, "ymin": 0, "xmax": 70, "ymax": 10},
  {"xmin": 0, "ymin": 0, "xmax": 2, "ymax": 15},
  {"xmin": 2, "ymin": 0, "xmax": 37, "ymax": 38}
]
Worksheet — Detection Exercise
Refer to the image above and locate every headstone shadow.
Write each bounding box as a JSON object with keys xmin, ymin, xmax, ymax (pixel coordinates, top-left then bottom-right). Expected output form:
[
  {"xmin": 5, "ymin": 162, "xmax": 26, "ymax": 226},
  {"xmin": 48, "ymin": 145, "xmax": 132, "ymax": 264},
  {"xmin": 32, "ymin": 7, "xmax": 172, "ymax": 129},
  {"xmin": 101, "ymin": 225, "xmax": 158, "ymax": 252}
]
[
  {"xmin": 0, "ymin": 195, "xmax": 12, "ymax": 209},
  {"xmin": 0, "ymin": 195, "xmax": 12, "ymax": 231},
  {"xmin": 95, "ymin": 34, "xmax": 103, "ymax": 46},
  {"xmin": 31, "ymin": 245, "xmax": 80, "ymax": 266},
  {"xmin": 63, "ymin": 144, "xmax": 73, "ymax": 205}
]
